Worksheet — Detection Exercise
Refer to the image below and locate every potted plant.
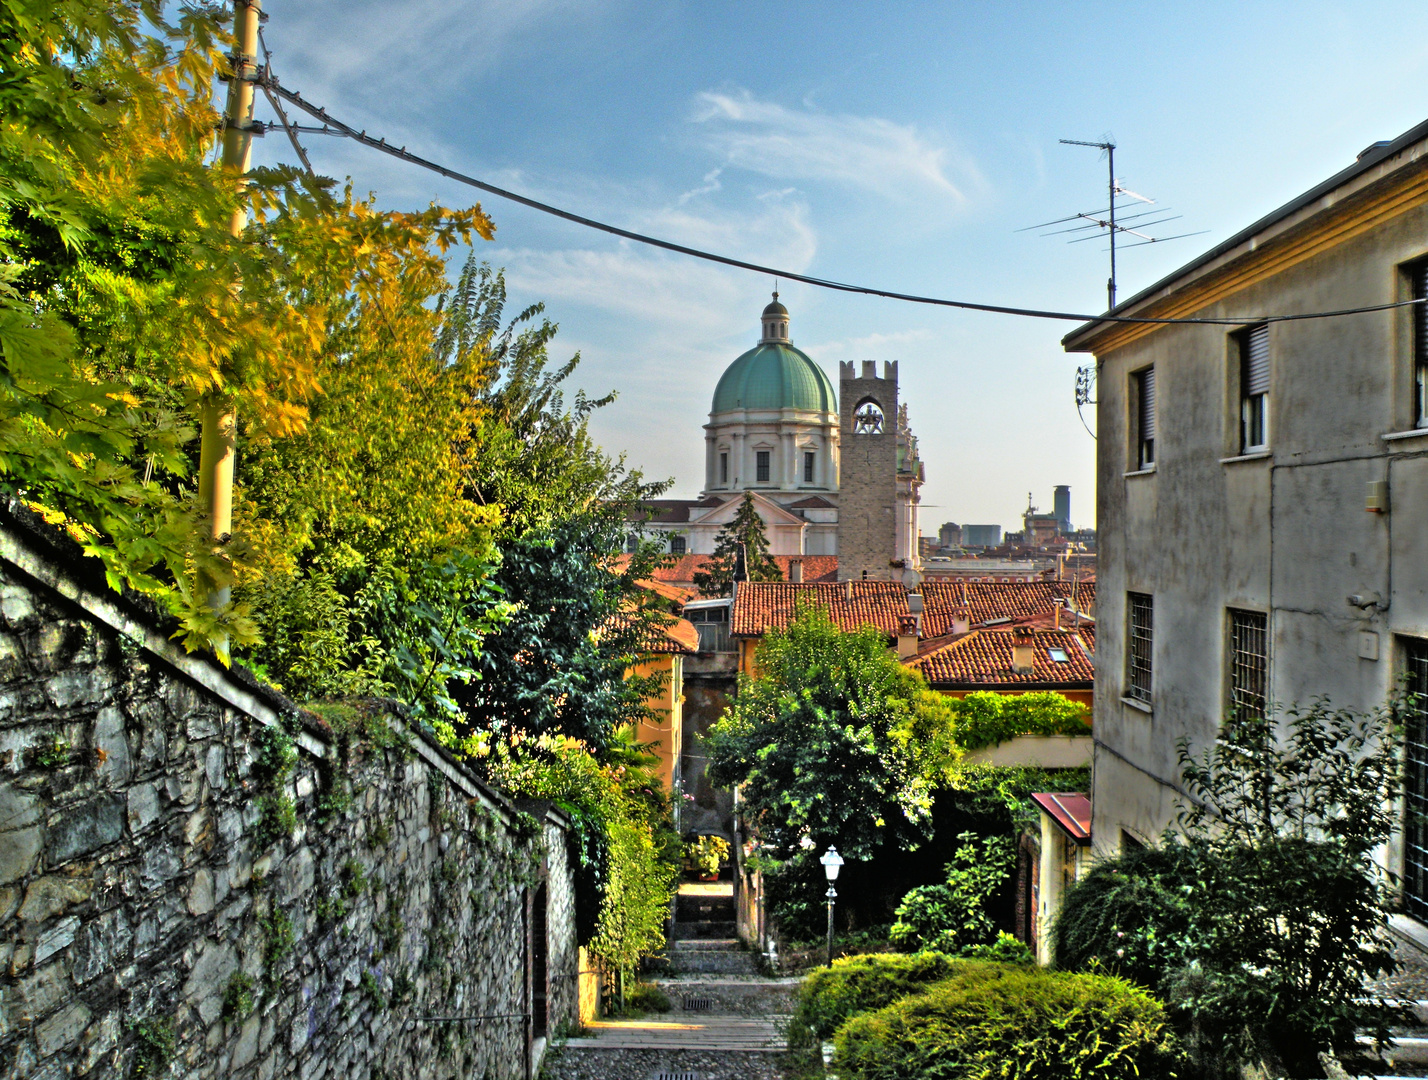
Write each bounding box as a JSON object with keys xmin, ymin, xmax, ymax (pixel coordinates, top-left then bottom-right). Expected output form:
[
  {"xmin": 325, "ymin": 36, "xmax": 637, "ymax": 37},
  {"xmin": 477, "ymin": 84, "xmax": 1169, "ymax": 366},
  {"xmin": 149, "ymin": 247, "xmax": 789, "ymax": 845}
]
[{"xmin": 689, "ymin": 835, "xmax": 730, "ymax": 881}]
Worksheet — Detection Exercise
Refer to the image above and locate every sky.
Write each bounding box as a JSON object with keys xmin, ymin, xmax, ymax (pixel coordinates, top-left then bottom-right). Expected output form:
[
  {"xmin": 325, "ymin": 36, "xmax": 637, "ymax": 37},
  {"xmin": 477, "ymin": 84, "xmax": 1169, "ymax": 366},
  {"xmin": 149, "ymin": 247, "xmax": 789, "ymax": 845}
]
[{"xmin": 249, "ymin": 1, "xmax": 1428, "ymax": 534}]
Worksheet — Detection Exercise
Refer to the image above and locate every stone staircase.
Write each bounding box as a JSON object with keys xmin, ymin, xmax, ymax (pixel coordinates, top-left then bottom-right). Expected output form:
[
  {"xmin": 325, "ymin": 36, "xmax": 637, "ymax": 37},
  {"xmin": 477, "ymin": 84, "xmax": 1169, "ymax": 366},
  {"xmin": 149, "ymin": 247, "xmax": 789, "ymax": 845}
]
[{"xmin": 662, "ymin": 884, "xmax": 758, "ymax": 975}]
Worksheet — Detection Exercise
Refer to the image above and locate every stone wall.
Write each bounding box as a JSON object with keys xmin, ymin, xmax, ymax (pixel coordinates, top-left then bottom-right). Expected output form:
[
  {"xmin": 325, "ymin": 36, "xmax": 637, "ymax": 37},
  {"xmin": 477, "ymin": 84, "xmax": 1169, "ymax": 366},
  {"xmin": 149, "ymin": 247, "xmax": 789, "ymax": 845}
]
[
  {"xmin": 0, "ymin": 518, "xmax": 577, "ymax": 1079},
  {"xmin": 837, "ymin": 360, "xmax": 901, "ymax": 581}
]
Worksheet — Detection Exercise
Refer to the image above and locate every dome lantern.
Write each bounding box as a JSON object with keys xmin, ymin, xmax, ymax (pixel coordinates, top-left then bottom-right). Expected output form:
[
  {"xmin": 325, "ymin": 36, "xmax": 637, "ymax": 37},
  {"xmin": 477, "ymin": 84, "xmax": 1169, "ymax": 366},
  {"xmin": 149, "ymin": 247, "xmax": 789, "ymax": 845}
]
[{"xmin": 760, "ymin": 290, "xmax": 790, "ymax": 344}]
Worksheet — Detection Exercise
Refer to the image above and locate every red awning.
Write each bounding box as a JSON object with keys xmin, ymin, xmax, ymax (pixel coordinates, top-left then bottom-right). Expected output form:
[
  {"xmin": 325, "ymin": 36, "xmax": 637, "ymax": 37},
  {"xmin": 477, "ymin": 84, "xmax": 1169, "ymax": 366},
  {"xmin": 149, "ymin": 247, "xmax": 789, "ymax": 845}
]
[{"xmin": 1031, "ymin": 792, "xmax": 1091, "ymax": 846}]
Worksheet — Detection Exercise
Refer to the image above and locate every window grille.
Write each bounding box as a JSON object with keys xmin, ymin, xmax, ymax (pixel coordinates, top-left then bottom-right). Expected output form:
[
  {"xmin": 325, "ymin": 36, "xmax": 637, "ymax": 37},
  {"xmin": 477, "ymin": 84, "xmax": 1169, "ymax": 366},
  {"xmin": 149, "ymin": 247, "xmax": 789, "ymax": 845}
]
[
  {"xmin": 804, "ymin": 451, "xmax": 815, "ymax": 483},
  {"xmin": 1228, "ymin": 609, "xmax": 1268, "ymax": 719},
  {"xmin": 756, "ymin": 451, "xmax": 770, "ymax": 482},
  {"xmin": 1133, "ymin": 368, "xmax": 1156, "ymax": 469},
  {"xmin": 669, "ymin": 535, "xmax": 686, "ymax": 555},
  {"xmin": 1239, "ymin": 325, "xmax": 1269, "ymax": 451},
  {"xmin": 1126, "ymin": 592, "xmax": 1153, "ymax": 703},
  {"xmin": 1405, "ymin": 640, "xmax": 1428, "ymax": 922},
  {"xmin": 1415, "ymin": 262, "xmax": 1428, "ymax": 428}
]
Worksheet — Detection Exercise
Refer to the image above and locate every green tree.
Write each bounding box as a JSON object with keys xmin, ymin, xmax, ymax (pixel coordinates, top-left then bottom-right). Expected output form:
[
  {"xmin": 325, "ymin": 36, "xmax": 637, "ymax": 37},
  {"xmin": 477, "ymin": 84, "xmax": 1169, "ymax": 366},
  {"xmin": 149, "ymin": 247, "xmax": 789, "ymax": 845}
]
[
  {"xmin": 704, "ymin": 600, "xmax": 937, "ymax": 860},
  {"xmin": 889, "ymin": 832, "xmax": 1015, "ymax": 953},
  {"xmin": 1054, "ymin": 700, "xmax": 1407, "ymax": 1078},
  {"xmin": 692, "ymin": 491, "xmax": 781, "ymax": 595}
]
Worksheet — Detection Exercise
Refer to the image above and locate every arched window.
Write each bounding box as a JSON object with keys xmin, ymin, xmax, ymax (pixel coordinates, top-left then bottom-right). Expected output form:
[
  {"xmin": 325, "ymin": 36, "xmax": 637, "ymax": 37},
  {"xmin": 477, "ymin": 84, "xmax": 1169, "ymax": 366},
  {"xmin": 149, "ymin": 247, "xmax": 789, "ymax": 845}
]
[{"xmin": 853, "ymin": 397, "xmax": 885, "ymax": 435}]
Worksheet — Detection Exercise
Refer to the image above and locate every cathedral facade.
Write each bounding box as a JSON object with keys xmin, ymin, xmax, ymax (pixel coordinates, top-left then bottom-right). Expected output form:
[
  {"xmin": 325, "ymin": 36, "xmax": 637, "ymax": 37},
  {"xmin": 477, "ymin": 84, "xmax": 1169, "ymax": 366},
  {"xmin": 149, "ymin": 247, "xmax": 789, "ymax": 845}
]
[{"xmin": 634, "ymin": 294, "xmax": 924, "ymax": 576}]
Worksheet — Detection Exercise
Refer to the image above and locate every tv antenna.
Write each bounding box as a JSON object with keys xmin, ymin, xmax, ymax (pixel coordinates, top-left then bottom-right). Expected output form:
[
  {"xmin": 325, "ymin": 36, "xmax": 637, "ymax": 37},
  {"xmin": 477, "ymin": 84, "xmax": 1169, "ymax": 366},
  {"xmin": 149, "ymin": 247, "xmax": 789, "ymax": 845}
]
[{"xmin": 1020, "ymin": 138, "xmax": 1207, "ymax": 311}]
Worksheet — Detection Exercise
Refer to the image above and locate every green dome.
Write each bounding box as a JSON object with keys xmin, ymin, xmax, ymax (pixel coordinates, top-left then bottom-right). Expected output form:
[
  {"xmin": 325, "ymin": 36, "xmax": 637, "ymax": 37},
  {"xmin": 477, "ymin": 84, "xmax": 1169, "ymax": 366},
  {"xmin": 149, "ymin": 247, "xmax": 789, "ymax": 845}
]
[{"xmin": 711, "ymin": 342, "xmax": 837, "ymax": 415}]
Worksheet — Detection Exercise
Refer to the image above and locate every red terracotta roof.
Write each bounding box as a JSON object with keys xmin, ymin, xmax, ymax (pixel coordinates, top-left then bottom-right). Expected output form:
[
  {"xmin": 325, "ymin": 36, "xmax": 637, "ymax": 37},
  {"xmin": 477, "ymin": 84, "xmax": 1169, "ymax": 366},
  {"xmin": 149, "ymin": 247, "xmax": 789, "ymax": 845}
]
[
  {"xmin": 730, "ymin": 581, "xmax": 908, "ymax": 637},
  {"xmin": 615, "ymin": 554, "xmax": 839, "ymax": 594},
  {"xmin": 788, "ymin": 496, "xmax": 837, "ymax": 509},
  {"xmin": 908, "ymin": 627, "xmax": 1095, "ymax": 688},
  {"xmin": 1031, "ymin": 793, "xmax": 1092, "ymax": 845},
  {"xmin": 606, "ymin": 611, "xmax": 700, "ymax": 655},
  {"xmin": 727, "ymin": 579, "xmax": 1098, "ymax": 640},
  {"xmin": 921, "ymin": 580, "xmax": 1096, "ymax": 634}
]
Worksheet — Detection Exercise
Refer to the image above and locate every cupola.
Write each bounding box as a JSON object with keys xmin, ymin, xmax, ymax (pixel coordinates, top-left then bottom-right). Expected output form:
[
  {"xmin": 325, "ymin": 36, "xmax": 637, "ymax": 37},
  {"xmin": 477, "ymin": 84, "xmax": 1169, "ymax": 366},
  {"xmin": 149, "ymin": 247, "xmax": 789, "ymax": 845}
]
[{"xmin": 760, "ymin": 291, "xmax": 790, "ymax": 344}]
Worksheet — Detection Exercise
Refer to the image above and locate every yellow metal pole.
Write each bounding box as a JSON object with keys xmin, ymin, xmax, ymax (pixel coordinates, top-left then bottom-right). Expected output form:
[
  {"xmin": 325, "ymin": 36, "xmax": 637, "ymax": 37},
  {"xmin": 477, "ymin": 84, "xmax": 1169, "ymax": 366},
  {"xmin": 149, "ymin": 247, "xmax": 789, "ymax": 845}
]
[{"xmin": 199, "ymin": 0, "xmax": 261, "ymax": 614}]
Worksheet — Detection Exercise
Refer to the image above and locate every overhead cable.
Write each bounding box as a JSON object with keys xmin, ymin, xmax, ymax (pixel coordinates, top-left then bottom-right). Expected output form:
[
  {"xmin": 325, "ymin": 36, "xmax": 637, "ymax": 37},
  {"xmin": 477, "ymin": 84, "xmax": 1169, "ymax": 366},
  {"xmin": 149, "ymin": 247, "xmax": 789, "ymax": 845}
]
[{"xmin": 263, "ymin": 79, "xmax": 1425, "ymax": 330}]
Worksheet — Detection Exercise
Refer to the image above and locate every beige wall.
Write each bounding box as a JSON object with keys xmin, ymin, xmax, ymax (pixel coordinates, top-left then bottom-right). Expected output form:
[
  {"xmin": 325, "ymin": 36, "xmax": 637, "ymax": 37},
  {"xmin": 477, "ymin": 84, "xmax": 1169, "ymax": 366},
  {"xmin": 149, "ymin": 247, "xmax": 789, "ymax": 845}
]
[
  {"xmin": 631, "ymin": 654, "xmax": 684, "ymax": 797},
  {"xmin": 1085, "ymin": 190, "xmax": 1428, "ymax": 861}
]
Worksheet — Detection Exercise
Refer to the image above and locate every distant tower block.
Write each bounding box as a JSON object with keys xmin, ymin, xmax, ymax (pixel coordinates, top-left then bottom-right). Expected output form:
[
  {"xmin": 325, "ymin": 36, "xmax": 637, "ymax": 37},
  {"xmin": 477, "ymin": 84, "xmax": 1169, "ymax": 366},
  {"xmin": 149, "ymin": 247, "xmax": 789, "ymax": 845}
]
[
  {"xmin": 837, "ymin": 360, "xmax": 900, "ymax": 581},
  {"xmin": 1054, "ymin": 485, "xmax": 1072, "ymax": 534}
]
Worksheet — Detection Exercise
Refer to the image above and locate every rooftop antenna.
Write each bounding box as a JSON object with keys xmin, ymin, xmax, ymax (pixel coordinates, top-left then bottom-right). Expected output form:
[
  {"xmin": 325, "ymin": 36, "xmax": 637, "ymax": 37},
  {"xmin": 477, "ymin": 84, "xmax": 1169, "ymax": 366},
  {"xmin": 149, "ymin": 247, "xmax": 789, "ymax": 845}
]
[{"xmin": 1020, "ymin": 138, "xmax": 1207, "ymax": 312}]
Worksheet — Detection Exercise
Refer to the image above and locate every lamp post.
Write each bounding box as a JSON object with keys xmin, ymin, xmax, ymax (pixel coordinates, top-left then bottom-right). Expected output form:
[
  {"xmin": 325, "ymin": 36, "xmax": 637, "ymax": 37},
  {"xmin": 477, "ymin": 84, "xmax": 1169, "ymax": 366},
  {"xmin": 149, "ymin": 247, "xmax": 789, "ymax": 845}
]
[{"xmin": 819, "ymin": 846, "xmax": 844, "ymax": 968}]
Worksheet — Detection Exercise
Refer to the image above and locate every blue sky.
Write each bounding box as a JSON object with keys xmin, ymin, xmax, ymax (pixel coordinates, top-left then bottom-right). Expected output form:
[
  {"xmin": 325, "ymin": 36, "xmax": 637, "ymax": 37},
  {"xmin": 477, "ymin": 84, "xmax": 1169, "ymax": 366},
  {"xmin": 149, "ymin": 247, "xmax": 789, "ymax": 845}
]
[{"xmin": 251, "ymin": 1, "xmax": 1428, "ymax": 533}]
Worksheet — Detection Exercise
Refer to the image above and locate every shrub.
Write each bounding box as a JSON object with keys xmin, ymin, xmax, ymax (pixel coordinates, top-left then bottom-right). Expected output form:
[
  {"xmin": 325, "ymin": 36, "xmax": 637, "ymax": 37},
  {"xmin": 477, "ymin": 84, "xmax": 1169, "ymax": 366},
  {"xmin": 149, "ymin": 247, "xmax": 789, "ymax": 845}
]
[
  {"xmin": 622, "ymin": 981, "xmax": 672, "ymax": 1014},
  {"xmin": 957, "ymin": 931, "xmax": 1033, "ymax": 965},
  {"xmin": 687, "ymin": 834, "xmax": 729, "ymax": 877},
  {"xmin": 888, "ymin": 832, "xmax": 1012, "ymax": 953},
  {"xmin": 834, "ymin": 962, "xmax": 1179, "ymax": 1080},
  {"xmin": 791, "ymin": 952, "xmax": 960, "ymax": 1042},
  {"xmin": 1056, "ymin": 701, "xmax": 1408, "ymax": 1077},
  {"xmin": 949, "ymin": 691, "xmax": 1090, "ymax": 752}
]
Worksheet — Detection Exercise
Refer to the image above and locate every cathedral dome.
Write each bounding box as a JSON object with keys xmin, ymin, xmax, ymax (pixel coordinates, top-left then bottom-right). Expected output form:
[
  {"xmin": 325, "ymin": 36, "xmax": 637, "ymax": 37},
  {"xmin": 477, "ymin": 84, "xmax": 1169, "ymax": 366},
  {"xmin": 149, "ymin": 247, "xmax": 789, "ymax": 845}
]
[
  {"xmin": 711, "ymin": 343, "xmax": 836, "ymax": 414},
  {"xmin": 710, "ymin": 295, "xmax": 837, "ymax": 415}
]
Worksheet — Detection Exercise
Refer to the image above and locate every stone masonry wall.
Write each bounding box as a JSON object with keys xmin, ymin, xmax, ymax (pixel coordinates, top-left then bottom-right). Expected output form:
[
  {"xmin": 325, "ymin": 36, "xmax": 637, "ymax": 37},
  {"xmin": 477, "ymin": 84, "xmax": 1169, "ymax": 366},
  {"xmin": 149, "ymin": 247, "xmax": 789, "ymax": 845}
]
[
  {"xmin": 0, "ymin": 527, "xmax": 577, "ymax": 1080},
  {"xmin": 837, "ymin": 360, "xmax": 900, "ymax": 581}
]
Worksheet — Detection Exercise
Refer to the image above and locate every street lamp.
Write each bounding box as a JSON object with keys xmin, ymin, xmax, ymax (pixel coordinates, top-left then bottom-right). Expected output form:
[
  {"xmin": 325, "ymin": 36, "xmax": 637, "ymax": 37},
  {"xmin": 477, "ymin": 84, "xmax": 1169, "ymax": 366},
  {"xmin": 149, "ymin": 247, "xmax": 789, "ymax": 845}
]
[{"xmin": 819, "ymin": 846, "xmax": 844, "ymax": 968}]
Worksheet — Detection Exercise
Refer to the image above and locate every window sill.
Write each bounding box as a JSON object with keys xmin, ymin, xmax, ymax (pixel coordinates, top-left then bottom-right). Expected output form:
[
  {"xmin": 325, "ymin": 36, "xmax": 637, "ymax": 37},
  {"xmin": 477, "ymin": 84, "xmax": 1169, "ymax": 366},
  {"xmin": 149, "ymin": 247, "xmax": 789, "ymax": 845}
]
[
  {"xmin": 1220, "ymin": 450, "xmax": 1271, "ymax": 465},
  {"xmin": 1120, "ymin": 695, "xmax": 1153, "ymax": 714},
  {"xmin": 1382, "ymin": 428, "xmax": 1428, "ymax": 443},
  {"xmin": 1123, "ymin": 467, "xmax": 1157, "ymax": 479}
]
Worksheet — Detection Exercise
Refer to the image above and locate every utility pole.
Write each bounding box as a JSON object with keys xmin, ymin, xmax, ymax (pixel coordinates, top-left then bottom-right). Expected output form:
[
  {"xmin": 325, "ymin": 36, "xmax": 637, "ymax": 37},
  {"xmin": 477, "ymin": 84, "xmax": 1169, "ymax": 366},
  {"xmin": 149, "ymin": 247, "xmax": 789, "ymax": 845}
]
[{"xmin": 199, "ymin": 0, "xmax": 262, "ymax": 618}]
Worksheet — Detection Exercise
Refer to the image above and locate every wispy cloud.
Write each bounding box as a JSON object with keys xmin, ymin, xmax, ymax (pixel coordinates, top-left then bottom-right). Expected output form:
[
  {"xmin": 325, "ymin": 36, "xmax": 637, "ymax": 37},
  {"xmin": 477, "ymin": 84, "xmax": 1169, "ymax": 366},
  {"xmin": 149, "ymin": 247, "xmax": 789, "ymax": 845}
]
[
  {"xmin": 691, "ymin": 89, "xmax": 977, "ymax": 202},
  {"xmin": 678, "ymin": 168, "xmax": 724, "ymax": 204},
  {"xmin": 802, "ymin": 328, "xmax": 935, "ymax": 361}
]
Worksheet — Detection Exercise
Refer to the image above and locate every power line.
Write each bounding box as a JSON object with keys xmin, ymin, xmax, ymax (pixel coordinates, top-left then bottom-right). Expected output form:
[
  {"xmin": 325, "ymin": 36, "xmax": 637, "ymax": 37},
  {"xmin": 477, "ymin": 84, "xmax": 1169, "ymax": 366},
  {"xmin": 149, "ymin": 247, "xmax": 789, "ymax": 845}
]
[{"xmin": 261, "ymin": 78, "xmax": 1426, "ymax": 331}]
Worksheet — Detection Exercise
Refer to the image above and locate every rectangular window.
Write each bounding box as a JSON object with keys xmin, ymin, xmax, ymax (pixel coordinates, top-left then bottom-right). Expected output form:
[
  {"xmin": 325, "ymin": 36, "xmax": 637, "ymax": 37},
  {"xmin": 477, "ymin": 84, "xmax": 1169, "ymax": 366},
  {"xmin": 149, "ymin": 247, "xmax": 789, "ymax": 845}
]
[
  {"xmin": 1415, "ymin": 261, "xmax": 1428, "ymax": 428},
  {"xmin": 756, "ymin": 450, "xmax": 770, "ymax": 482},
  {"xmin": 1238, "ymin": 324, "xmax": 1269, "ymax": 452},
  {"xmin": 1228, "ymin": 609, "xmax": 1268, "ymax": 719},
  {"xmin": 669, "ymin": 535, "xmax": 686, "ymax": 555},
  {"xmin": 803, "ymin": 451, "xmax": 815, "ymax": 483},
  {"xmin": 1132, "ymin": 367, "xmax": 1156, "ymax": 469},
  {"xmin": 1126, "ymin": 592, "xmax": 1153, "ymax": 704},
  {"xmin": 1403, "ymin": 639, "xmax": 1428, "ymax": 921},
  {"xmin": 719, "ymin": 452, "xmax": 728, "ymax": 484}
]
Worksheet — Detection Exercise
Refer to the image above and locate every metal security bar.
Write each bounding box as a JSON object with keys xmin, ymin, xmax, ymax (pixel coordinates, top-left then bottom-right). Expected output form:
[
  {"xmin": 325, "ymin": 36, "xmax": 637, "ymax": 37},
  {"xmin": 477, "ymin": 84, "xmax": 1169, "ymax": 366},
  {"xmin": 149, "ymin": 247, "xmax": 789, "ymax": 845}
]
[
  {"xmin": 1126, "ymin": 592, "xmax": 1153, "ymax": 703},
  {"xmin": 1405, "ymin": 641, "xmax": 1428, "ymax": 922},
  {"xmin": 1228, "ymin": 610, "xmax": 1268, "ymax": 719}
]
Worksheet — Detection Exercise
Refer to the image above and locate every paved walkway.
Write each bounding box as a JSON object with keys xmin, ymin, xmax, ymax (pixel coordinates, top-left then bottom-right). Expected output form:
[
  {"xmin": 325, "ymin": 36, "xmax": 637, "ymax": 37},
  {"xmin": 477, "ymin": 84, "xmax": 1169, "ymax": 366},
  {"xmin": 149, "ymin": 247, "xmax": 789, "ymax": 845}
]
[{"xmin": 539, "ymin": 973, "xmax": 804, "ymax": 1080}]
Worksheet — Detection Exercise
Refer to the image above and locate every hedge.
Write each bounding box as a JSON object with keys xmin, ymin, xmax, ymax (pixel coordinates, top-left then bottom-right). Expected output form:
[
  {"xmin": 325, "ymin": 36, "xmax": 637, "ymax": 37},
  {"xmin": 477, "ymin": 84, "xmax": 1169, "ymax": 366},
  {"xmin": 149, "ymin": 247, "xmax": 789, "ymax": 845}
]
[
  {"xmin": 834, "ymin": 962, "xmax": 1180, "ymax": 1080},
  {"xmin": 789, "ymin": 952, "xmax": 961, "ymax": 1044}
]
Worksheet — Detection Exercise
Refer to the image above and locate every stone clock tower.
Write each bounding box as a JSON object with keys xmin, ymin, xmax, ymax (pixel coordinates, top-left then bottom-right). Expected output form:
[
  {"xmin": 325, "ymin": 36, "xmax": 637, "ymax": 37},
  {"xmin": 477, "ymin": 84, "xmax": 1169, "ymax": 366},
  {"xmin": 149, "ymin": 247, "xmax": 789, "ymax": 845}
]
[{"xmin": 837, "ymin": 361, "xmax": 901, "ymax": 580}]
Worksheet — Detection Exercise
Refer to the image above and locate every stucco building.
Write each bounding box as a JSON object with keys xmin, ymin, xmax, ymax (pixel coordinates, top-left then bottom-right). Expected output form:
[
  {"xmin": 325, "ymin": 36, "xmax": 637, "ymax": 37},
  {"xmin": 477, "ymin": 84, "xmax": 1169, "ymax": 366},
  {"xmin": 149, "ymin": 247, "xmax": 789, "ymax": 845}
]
[{"xmin": 1063, "ymin": 120, "xmax": 1428, "ymax": 938}]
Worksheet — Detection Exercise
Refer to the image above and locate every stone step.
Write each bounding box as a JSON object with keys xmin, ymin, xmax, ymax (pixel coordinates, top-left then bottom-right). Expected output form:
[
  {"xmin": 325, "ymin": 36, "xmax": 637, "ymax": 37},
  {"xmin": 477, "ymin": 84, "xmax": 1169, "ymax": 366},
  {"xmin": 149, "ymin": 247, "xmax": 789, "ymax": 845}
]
[
  {"xmin": 665, "ymin": 947, "xmax": 759, "ymax": 976},
  {"xmin": 670, "ymin": 921, "xmax": 738, "ymax": 941},
  {"xmin": 676, "ymin": 894, "xmax": 735, "ymax": 921}
]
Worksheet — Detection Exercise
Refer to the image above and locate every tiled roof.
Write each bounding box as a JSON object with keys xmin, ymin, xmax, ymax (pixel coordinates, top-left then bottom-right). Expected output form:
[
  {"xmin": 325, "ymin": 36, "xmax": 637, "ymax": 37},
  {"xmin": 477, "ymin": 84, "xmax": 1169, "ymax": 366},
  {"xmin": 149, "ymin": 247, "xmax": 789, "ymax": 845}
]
[
  {"xmin": 1031, "ymin": 793, "xmax": 1092, "ymax": 845},
  {"xmin": 789, "ymin": 496, "xmax": 836, "ymax": 509},
  {"xmin": 730, "ymin": 581, "xmax": 907, "ymax": 637},
  {"xmin": 605, "ymin": 611, "xmax": 700, "ymax": 655},
  {"xmin": 727, "ymin": 578, "xmax": 1097, "ymax": 639},
  {"xmin": 909, "ymin": 628, "xmax": 1095, "ymax": 688},
  {"xmin": 615, "ymin": 554, "xmax": 839, "ymax": 594},
  {"xmin": 921, "ymin": 580, "xmax": 1096, "ymax": 634}
]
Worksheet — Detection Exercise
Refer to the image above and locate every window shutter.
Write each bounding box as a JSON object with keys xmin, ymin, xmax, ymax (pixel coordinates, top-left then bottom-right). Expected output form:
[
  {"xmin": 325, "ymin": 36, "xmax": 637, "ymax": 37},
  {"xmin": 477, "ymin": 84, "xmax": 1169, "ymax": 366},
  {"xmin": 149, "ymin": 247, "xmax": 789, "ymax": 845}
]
[
  {"xmin": 1243, "ymin": 325, "xmax": 1270, "ymax": 397},
  {"xmin": 1416, "ymin": 262, "xmax": 1428, "ymax": 364},
  {"xmin": 1140, "ymin": 367, "xmax": 1156, "ymax": 440}
]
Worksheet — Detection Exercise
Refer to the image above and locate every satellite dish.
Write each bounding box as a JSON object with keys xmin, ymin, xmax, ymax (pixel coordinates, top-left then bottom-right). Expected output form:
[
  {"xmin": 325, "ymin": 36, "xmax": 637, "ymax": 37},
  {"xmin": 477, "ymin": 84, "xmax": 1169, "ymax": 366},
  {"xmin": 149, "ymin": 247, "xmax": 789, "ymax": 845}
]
[{"xmin": 901, "ymin": 568, "xmax": 923, "ymax": 591}]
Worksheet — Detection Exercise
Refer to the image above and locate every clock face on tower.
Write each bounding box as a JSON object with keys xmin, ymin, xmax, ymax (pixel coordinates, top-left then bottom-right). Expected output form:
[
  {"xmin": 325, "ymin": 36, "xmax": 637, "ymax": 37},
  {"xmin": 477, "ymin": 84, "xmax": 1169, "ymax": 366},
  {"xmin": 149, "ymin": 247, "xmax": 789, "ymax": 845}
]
[{"xmin": 853, "ymin": 399, "xmax": 885, "ymax": 435}]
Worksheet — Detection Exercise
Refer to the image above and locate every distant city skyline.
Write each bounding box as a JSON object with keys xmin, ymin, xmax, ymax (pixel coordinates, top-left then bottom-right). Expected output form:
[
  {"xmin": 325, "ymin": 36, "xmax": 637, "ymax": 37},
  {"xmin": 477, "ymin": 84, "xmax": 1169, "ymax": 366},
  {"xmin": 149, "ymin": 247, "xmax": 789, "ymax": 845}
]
[{"xmin": 251, "ymin": 1, "xmax": 1428, "ymax": 526}]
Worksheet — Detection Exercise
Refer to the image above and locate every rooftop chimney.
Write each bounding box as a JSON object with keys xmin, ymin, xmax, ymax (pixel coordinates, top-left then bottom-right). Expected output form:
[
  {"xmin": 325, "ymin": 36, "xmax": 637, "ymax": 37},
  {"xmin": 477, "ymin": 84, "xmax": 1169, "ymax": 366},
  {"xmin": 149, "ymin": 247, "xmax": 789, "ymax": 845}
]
[
  {"xmin": 789, "ymin": 558, "xmax": 803, "ymax": 584},
  {"xmin": 1011, "ymin": 627, "xmax": 1036, "ymax": 675},
  {"xmin": 844, "ymin": 580, "xmax": 854, "ymax": 602},
  {"xmin": 897, "ymin": 615, "xmax": 919, "ymax": 660}
]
